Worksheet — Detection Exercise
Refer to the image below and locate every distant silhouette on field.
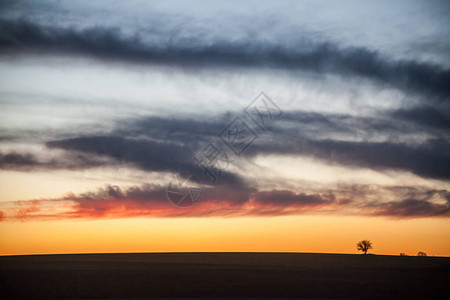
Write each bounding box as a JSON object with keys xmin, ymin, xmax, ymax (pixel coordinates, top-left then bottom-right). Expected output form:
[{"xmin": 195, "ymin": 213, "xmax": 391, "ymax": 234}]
[
  {"xmin": 417, "ymin": 251, "xmax": 427, "ymax": 256},
  {"xmin": 357, "ymin": 240, "xmax": 373, "ymax": 254}
]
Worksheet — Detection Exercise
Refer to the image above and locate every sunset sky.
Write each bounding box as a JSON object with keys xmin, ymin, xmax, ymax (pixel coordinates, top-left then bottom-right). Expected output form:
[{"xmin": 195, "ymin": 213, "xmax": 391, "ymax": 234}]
[{"xmin": 0, "ymin": 0, "xmax": 449, "ymax": 256}]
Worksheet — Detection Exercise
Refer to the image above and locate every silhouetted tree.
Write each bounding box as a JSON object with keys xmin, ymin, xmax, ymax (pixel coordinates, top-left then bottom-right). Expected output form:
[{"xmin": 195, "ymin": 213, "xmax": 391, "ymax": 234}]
[
  {"xmin": 357, "ymin": 240, "xmax": 373, "ymax": 254},
  {"xmin": 417, "ymin": 251, "xmax": 427, "ymax": 256},
  {"xmin": 400, "ymin": 253, "xmax": 407, "ymax": 256}
]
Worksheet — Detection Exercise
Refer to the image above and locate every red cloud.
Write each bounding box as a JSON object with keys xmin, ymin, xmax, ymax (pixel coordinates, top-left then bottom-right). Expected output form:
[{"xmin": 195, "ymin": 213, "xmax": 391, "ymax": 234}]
[{"xmin": 1, "ymin": 185, "xmax": 448, "ymax": 221}]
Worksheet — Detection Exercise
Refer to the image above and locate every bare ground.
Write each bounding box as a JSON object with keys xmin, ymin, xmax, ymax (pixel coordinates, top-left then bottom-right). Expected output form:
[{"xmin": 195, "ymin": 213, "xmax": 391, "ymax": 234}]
[{"xmin": 0, "ymin": 252, "xmax": 448, "ymax": 299}]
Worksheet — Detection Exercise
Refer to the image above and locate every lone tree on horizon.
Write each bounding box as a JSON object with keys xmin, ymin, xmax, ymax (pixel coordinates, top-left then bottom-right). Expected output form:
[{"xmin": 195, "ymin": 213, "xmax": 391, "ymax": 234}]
[{"xmin": 357, "ymin": 240, "xmax": 373, "ymax": 254}]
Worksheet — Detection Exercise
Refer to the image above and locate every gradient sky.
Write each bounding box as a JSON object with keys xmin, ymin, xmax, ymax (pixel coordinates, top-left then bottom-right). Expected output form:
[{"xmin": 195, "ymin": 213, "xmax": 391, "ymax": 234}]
[{"xmin": 0, "ymin": 0, "xmax": 449, "ymax": 256}]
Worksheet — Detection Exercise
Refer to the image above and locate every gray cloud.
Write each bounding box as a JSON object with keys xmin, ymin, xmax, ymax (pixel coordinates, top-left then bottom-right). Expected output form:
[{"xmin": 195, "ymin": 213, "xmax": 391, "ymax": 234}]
[
  {"xmin": 46, "ymin": 135, "xmax": 248, "ymax": 188},
  {"xmin": 1, "ymin": 19, "xmax": 449, "ymax": 100},
  {"xmin": 1, "ymin": 1, "xmax": 449, "ymax": 223},
  {"xmin": 252, "ymin": 190, "xmax": 332, "ymax": 207},
  {"xmin": 248, "ymin": 137, "xmax": 450, "ymax": 180},
  {"xmin": 47, "ymin": 136, "xmax": 197, "ymax": 173},
  {"xmin": 372, "ymin": 189, "xmax": 450, "ymax": 218},
  {"xmin": 391, "ymin": 106, "xmax": 450, "ymax": 131},
  {"xmin": 376, "ymin": 199, "xmax": 449, "ymax": 217},
  {"xmin": 0, "ymin": 150, "xmax": 108, "ymax": 170},
  {"xmin": 7, "ymin": 106, "xmax": 437, "ymax": 181},
  {"xmin": 0, "ymin": 151, "xmax": 38, "ymax": 168}
]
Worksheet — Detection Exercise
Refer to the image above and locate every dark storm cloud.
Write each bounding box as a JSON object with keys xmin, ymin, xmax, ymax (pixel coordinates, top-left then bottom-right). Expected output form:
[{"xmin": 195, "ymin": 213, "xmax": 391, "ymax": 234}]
[
  {"xmin": 113, "ymin": 116, "xmax": 230, "ymax": 144},
  {"xmin": 46, "ymin": 135, "xmax": 247, "ymax": 188},
  {"xmin": 4, "ymin": 104, "xmax": 448, "ymax": 180},
  {"xmin": 37, "ymin": 105, "xmax": 449, "ymax": 181},
  {"xmin": 392, "ymin": 106, "xmax": 450, "ymax": 131},
  {"xmin": 1, "ymin": 19, "xmax": 449, "ymax": 100},
  {"xmin": 47, "ymin": 136, "xmax": 198, "ymax": 174},
  {"xmin": 280, "ymin": 110, "xmax": 401, "ymax": 139},
  {"xmin": 242, "ymin": 109, "xmax": 450, "ymax": 180},
  {"xmin": 248, "ymin": 137, "xmax": 450, "ymax": 180},
  {"xmin": 120, "ymin": 108, "xmax": 445, "ymax": 144},
  {"xmin": 0, "ymin": 151, "xmax": 39, "ymax": 168},
  {"xmin": 0, "ymin": 150, "xmax": 109, "ymax": 170}
]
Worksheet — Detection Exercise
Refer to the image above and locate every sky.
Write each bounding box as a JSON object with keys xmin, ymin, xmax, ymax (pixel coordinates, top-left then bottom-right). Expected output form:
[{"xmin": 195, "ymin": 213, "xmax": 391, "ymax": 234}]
[{"xmin": 0, "ymin": 0, "xmax": 449, "ymax": 256}]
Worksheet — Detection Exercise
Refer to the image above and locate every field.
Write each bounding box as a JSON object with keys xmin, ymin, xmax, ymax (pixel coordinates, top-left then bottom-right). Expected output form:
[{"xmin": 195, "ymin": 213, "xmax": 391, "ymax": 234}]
[{"xmin": 1, "ymin": 252, "xmax": 448, "ymax": 299}]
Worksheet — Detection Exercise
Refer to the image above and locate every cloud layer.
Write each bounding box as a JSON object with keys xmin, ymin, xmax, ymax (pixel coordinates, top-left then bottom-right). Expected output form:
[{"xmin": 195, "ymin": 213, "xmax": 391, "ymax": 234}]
[
  {"xmin": 1, "ymin": 183, "xmax": 448, "ymax": 221},
  {"xmin": 1, "ymin": 109, "xmax": 448, "ymax": 221},
  {"xmin": 1, "ymin": 19, "xmax": 449, "ymax": 100},
  {"xmin": 0, "ymin": 1, "xmax": 449, "ymax": 222},
  {"xmin": 3, "ymin": 109, "xmax": 438, "ymax": 181}
]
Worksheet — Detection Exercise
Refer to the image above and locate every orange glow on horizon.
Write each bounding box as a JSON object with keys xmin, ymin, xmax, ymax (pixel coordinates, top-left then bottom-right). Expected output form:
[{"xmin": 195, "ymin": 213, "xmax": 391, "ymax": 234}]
[{"xmin": 1, "ymin": 215, "xmax": 449, "ymax": 257}]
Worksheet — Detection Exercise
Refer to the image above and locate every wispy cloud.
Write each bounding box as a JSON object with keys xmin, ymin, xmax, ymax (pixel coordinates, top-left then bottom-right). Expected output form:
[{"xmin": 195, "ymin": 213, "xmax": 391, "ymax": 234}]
[
  {"xmin": 1, "ymin": 184, "xmax": 448, "ymax": 221},
  {"xmin": 36, "ymin": 110, "xmax": 449, "ymax": 180},
  {"xmin": 1, "ymin": 19, "xmax": 449, "ymax": 100},
  {"xmin": 1, "ymin": 1, "xmax": 449, "ymax": 225}
]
